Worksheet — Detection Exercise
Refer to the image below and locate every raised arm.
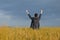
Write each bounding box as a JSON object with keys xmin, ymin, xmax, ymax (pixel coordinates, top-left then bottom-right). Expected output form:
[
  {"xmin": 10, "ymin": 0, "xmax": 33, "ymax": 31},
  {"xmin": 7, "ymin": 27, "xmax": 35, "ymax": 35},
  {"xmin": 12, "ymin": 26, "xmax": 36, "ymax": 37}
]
[
  {"xmin": 26, "ymin": 10, "xmax": 32, "ymax": 19},
  {"xmin": 39, "ymin": 9, "xmax": 43, "ymax": 20}
]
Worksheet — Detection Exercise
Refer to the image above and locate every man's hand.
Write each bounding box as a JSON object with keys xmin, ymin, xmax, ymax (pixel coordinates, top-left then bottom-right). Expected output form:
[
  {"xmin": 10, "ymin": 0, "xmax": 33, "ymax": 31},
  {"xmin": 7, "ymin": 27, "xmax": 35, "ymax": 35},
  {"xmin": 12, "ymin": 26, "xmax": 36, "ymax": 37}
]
[
  {"xmin": 26, "ymin": 10, "xmax": 29, "ymax": 14},
  {"xmin": 40, "ymin": 9, "xmax": 44, "ymax": 14}
]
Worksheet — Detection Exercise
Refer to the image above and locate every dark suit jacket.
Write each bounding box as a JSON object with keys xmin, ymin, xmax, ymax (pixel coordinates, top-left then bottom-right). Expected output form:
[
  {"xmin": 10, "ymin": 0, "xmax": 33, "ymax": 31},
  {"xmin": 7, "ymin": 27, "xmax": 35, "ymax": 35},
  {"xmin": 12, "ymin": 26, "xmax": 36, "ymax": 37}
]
[{"xmin": 28, "ymin": 14, "xmax": 42, "ymax": 29}]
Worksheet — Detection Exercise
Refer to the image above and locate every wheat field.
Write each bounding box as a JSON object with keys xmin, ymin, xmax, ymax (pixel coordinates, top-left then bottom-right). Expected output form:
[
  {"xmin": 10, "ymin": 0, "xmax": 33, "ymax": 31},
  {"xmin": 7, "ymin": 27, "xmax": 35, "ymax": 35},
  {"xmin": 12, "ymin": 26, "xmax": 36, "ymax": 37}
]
[{"xmin": 0, "ymin": 26, "xmax": 60, "ymax": 40}]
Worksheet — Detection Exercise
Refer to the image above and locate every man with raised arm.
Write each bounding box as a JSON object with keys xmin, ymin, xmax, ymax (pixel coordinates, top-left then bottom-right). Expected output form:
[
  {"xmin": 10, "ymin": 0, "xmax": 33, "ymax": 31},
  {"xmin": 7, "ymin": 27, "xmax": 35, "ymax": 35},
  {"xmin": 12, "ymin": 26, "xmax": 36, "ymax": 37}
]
[{"xmin": 26, "ymin": 9, "xmax": 43, "ymax": 29}]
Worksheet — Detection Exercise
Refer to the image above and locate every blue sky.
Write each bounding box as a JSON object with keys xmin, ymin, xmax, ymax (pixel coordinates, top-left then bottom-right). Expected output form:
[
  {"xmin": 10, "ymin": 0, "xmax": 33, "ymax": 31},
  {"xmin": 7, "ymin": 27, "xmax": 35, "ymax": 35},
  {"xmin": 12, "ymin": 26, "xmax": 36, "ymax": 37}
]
[{"xmin": 0, "ymin": 0, "xmax": 60, "ymax": 27}]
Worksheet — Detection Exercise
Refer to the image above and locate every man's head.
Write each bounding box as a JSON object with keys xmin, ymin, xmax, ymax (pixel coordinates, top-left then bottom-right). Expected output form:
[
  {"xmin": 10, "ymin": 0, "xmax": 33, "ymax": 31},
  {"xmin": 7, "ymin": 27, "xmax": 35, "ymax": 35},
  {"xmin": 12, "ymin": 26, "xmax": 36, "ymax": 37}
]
[{"xmin": 34, "ymin": 13, "xmax": 38, "ymax": 17}]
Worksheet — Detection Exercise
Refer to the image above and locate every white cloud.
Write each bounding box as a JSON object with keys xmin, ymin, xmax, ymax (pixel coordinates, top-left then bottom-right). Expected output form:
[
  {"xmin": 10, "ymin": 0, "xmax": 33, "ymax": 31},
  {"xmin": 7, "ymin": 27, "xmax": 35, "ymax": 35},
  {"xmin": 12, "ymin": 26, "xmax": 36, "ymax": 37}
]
[
  {"xmin": 0, "ymin": 10, "xmax": 13, "ymax": 26},
  {"xmin": 0, "ymin": 10, "xmax": 12, "ymax": 20},
  {"xmin": 55, "ymin": 18, "xmax": 60, "ymax": 21}
]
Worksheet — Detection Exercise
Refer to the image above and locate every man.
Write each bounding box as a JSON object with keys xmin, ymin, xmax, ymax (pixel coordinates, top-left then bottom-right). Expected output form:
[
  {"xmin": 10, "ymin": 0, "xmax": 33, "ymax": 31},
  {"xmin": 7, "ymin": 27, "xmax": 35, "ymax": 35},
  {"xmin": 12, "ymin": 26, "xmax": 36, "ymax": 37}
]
[{"xmin": 26, "ymin": 9, "xmax": 43, "ymax": 29}]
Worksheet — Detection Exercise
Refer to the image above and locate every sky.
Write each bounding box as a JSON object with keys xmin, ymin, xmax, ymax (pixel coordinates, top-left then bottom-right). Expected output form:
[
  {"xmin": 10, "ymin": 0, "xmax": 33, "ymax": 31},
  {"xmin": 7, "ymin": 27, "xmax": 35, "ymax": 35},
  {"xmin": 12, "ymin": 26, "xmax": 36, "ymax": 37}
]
[{"xmin": 0, "ymin": 0, "xmax": 60, "ymax": 27}]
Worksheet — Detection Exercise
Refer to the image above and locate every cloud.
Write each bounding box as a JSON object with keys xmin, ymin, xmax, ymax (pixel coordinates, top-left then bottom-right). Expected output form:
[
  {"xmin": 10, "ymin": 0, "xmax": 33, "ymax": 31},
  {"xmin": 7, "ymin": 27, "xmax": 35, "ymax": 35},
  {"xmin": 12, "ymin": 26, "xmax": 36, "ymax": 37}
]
[
  {"xmin": 0, "ymin": 10, "xmax": 14, "ymax": 26},
  {"xmin": 55, "ymin": 18, "xmax": 60, "ymax": 21},
  {"xmin": 0, "ymin": 10, "xmax": 12, "ymax": 20}
]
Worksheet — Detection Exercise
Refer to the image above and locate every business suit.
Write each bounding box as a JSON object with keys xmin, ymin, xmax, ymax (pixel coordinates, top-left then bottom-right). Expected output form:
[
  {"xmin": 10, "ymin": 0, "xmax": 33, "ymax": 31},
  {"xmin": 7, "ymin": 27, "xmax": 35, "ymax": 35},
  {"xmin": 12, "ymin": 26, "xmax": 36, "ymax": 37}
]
[{"xmin": 28, "ymin": 14, "xmax": 42, "ymax": 29}]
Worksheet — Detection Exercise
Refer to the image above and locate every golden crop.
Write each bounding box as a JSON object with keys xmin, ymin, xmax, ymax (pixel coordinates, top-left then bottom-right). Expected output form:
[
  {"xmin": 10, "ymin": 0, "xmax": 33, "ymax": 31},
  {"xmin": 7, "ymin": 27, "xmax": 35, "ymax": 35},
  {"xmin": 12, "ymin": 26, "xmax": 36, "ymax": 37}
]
[{"xmin": 0, "ymin": 26, "xmax": 60, "ymax": 40}]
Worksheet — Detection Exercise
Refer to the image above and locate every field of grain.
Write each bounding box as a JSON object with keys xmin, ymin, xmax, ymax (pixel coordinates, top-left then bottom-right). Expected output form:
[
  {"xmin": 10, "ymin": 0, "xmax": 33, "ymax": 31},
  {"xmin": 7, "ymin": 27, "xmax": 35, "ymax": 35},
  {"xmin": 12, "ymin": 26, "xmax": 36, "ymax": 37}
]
[{"xmin": 0, "ymin": 26, "xmax": 60, "ymax": 40}]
